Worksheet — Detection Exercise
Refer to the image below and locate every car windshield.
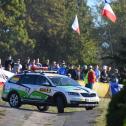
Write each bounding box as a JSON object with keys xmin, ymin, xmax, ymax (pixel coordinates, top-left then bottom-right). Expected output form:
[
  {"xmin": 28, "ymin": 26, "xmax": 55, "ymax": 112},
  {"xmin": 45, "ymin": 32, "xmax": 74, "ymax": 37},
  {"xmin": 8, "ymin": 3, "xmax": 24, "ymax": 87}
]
[{"xmin": 49, "ymin": 76, "xmax": 80, "ymax": 86}]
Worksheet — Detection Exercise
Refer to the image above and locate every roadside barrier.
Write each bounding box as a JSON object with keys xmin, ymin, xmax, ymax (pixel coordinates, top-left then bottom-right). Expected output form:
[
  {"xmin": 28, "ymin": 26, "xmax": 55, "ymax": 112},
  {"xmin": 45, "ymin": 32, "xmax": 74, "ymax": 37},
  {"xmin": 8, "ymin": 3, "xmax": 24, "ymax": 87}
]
[{"xmin": 78, "ymin": 80, "xmax": 110, "ymax": 98}]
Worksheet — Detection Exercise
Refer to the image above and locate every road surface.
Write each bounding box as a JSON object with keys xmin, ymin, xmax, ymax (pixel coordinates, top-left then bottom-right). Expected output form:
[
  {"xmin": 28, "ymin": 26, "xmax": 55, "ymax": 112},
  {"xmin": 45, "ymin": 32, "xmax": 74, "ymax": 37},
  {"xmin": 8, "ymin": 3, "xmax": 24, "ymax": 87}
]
[{"xmin": 0, "ymin": 102, "xmax": 99, "ymax": 126}]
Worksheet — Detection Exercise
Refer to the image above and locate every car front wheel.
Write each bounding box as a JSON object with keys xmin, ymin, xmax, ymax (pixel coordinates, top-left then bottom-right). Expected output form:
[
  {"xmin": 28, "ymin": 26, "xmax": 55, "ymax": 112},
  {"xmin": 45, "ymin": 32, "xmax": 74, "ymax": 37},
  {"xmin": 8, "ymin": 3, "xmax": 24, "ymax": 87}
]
[
  {"xmin": 56, "ymin": 96, "xmax": 64, "ymax": 113},
  {"xmin": 8, "ymin": 93, "xmax": 21, "ymax": 108}
]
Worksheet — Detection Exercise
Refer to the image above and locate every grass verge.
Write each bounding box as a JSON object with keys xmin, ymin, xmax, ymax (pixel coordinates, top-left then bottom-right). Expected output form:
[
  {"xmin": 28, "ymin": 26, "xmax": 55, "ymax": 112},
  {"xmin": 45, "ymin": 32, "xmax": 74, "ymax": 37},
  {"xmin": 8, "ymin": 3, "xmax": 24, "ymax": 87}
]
[{"xmin": 95, "ymin": 98, "xmax": 110, "ymax": 126}]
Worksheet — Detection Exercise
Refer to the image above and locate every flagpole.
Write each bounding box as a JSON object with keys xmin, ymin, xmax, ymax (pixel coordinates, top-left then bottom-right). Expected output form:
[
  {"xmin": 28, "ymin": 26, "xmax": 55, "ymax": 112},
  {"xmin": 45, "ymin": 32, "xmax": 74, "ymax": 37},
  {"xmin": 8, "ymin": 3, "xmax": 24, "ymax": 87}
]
[{"xmin": 108, "ymin": 24, "xmax": 114, "ymax": 57}]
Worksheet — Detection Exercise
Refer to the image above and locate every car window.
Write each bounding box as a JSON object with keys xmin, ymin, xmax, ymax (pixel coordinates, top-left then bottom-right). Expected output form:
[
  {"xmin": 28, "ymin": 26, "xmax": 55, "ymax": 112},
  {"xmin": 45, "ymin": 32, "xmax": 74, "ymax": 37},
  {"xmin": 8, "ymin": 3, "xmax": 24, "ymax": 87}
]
[
  {"xmin": 36, "ymin": 76, "xmax": 50, "ymax": 86},
  {"xmin": 9, "ymin": 75, "xmax": 21, "ymax": 84},
  {"xmin": 20, "ymin": 75, "xmax": 38, "ymax": 85},
  {"xmin": 49, "ymin": 76, "xmax": 80, "ymax": 86}
]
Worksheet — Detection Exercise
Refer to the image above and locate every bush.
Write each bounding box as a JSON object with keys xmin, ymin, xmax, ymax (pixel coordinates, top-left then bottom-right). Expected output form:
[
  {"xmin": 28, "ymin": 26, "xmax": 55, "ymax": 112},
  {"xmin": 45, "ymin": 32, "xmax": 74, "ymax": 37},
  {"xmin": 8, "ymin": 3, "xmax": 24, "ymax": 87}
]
[{"xmin": 106, "ymin": 86, "xmax": 126, "ymax": 126}]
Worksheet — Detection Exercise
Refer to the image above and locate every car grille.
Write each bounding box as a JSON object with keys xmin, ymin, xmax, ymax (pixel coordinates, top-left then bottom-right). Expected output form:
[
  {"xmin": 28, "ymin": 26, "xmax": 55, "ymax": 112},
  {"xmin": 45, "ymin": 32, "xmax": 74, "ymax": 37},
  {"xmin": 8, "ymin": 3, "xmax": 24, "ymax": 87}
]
[{"xmin": 81, "ymin": 93, "xmax": 96, "ymax": 97}]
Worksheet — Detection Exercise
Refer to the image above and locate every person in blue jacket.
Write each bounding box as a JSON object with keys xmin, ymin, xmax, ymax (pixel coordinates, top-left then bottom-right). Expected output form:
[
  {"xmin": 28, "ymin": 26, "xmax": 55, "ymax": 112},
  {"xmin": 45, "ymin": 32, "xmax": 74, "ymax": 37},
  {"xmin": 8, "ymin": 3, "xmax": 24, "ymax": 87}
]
[
  {"xmin": 109, "ymin": 69, "xmax": 121, "ymax": 95},
  {"xmin": 57, "ymin": 63, "xmax": 67, "ymax": 75}
]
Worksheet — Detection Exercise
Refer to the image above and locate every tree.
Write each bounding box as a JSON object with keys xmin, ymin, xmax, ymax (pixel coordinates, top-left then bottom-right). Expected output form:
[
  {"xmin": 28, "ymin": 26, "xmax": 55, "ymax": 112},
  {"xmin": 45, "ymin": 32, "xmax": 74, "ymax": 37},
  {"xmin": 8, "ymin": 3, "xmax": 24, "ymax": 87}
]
[
  {"xmin": 92, "ymin": 0, "xmax": 126, "ymax": 67},
  {"xmin": 0, "ymin": 0, "xmax": 35, "ymax": 60},
  {"xmin": 111, "ymin": 0, "xmax": 126, "ymax": 67},
  {"xmin": 25, "ymin": 0, "xmax": 99, "ymax": 64}
]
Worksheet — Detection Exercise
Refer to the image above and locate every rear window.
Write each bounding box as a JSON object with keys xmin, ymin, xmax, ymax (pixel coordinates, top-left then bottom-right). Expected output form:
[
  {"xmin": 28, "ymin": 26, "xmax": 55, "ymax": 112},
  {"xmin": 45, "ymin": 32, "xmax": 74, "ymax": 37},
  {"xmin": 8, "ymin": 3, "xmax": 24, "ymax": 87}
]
[{"xmin": 9, "ymin": 75, "xmax": 21, "ymax": 84}]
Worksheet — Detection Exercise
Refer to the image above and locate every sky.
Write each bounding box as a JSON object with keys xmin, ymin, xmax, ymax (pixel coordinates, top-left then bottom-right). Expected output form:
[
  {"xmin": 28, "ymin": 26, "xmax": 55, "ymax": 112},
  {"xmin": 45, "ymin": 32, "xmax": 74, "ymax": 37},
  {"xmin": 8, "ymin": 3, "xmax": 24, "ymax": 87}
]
[
  {"xmin": 87, "ymin": 0, "xmax": 112, "ymax": 7},
  {"xmin": 87, "ymin": 0, "xmax": 97, "ymax": 7}
]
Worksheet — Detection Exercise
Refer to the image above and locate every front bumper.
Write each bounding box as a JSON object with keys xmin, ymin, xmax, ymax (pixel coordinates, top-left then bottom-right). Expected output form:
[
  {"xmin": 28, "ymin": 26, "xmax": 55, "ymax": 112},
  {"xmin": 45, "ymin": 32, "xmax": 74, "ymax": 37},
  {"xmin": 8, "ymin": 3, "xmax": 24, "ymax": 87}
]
[
  {"xmin": 70, "ymin": 100, "xmax": 99, "ymax": 107},
  {"xmin": 66, "ymin": 95, "xmax": 99, "ymax": 107}
]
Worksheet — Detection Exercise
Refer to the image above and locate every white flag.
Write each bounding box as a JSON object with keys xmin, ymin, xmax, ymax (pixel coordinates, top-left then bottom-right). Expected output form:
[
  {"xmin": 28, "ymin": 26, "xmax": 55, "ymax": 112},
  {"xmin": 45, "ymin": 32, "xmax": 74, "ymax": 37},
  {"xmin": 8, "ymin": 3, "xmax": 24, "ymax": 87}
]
[{"xmin": 72, "ymin": 15, "xmax": 80, "ymax": 35}]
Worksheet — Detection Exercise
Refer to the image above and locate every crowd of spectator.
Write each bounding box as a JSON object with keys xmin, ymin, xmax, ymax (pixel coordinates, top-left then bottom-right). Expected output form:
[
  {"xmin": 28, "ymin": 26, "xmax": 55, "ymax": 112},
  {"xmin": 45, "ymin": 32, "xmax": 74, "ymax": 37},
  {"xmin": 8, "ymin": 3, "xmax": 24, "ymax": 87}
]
[{"xmin": 0, "ymin": 55, "xmax": 126, "ymax": 87}]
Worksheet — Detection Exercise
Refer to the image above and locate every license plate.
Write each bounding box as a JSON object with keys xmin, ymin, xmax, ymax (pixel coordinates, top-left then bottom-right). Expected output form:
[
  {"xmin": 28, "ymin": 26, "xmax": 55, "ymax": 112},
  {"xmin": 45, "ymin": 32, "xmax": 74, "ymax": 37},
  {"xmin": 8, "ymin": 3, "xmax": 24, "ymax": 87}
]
[{"xmin": 85, "ymin": 98, "xmax": 96, "ymax": 102}]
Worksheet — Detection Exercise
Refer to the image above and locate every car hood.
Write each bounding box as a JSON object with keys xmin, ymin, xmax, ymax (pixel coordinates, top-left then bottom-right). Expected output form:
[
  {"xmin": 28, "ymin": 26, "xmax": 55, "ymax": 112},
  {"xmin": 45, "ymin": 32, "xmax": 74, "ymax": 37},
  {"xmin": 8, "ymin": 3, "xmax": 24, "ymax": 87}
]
[{"xmin": 56, "ymin": 86, "xmax": 96, "ymax": 94}]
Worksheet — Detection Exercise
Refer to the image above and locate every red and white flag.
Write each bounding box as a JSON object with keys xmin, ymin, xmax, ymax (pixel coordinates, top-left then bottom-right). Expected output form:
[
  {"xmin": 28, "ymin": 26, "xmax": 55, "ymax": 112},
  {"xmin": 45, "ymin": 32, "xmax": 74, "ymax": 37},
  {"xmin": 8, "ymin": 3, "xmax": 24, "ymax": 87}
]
[
  {"xmin": 72, "ymin": 15, "xmax": 80, "ymax": 35},
  {"xmin": 102, "ymin": 2, "xmax": 117, "ymax": 23}
]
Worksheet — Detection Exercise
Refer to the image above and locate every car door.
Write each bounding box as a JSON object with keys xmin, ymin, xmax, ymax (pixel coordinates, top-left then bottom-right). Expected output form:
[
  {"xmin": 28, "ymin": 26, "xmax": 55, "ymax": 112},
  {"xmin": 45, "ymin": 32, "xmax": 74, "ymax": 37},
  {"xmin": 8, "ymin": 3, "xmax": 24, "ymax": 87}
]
[
  {"xmin": 8, "ymin": 75, "xmax": 30, "ymax": 99},
  {"xmin": 19, "ymin": 74, "xmax": 40, "ymax": 100},
  {"xmin": 34, "ymin": 75, "xmax": 53, "ymax": 101}
]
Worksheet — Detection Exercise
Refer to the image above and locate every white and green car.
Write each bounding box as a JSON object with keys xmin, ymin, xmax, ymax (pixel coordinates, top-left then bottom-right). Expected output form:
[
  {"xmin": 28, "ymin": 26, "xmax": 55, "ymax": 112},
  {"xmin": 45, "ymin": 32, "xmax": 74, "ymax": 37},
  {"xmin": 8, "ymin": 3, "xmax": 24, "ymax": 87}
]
[{"xmin": 1, "ymin": 71, "xmax": 100, "ymax": 113}]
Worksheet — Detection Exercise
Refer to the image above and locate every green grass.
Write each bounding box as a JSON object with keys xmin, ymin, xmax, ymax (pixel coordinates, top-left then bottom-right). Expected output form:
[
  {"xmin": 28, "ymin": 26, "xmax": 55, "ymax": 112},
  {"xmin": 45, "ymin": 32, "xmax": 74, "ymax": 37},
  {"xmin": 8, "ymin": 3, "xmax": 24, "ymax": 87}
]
[{"xmin": 95, "ymin": 98, "xmax": 110, "ymax": 126}]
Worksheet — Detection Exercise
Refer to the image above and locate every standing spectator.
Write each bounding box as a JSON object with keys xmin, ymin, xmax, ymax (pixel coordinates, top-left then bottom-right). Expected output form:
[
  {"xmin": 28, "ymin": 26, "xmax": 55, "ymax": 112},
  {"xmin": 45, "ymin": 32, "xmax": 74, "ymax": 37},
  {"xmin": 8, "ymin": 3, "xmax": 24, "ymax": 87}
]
[
  {"xmin": 13, "ymin": 59, "xmax": 22, "ymax": 74},
  {"xmin": 30, "ymin": 59, "xmax": 37, "ymax": 71},
  {"xmin": 67, "ymin": 64, "xmax": 78, "ymax": 80},
  {"xmin": 76, "ymin": 65, "xmax": 81, "ymax": 80},
  {"xmin": 100, "ymin": 65, "xmax": 108, "ymax": 83},
  {"xmin": 62, "ymin": 60, "xmax": 66, "ymax": 65},
  {"xmin": 42, "ymin": 59, "xmax": 50, "ymax": 67},
  {"xmin": 86, "ymin": 65, "xmax": 96, "ymax": 89},
  {"xmin": 51, "ymin": 61, "xmax": 59, "ymax": 71},
  {"xmin": 109, "ymin": 69, "xmax": 121, "ymax": 96},
  {"xmin": 81, "ymin": 65, "xmax": 88, "ymax": 80},
  {"xmin": 107, "ymin": 66, "xmax": 113, "ymax": 81},
  {"xmin": 110, "ymin": 69, "xmax": 120, "ymax": 83},
  {"xmin": 4, "ymin": 55, "xmax": 14, "ymax": 71},
  {"xmin": 22, "ymin": 57, "xmax": 31, "ymax": 71},
  {"xmin": 57, "ymin": 63, "xmax": 67, "ymax": 75},
  {"xmin": 42, "ymin": 59, "xmax": 50, "ymax": 70},
  {"xmin": 35, "ymin": 58, "xmax": 42, "ymax": 67},
  {"xmin": 94, "ymin": 64, "xmax": 101, "ymax": 82}
]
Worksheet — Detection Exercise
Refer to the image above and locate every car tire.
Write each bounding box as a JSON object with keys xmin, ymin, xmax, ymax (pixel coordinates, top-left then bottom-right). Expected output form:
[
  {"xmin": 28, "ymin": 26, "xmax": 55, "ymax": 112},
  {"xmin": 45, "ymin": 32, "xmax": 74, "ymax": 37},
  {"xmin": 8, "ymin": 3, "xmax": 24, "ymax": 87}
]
[
  {"xmin": 56, "ymin": 96, "xmax": 64, "ymax": 113},
  {"xmin": 37, "ymin": 105, "xmax": 49, "ymax": 112},
  {"xmin": 85, "ymin": 107, "xmax": 94, "ymax": 110},
  {"xmin": 8, "ymin": 92, "xmax": 21, "ymax": 108}
]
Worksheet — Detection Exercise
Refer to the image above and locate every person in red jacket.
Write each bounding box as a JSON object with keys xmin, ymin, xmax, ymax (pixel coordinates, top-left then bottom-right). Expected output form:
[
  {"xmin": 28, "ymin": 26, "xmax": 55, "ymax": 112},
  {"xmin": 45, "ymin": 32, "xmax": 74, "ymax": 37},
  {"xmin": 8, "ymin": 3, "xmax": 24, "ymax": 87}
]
[{"xmin": 86, "ymin": 65, "xmax": 96, "ymax": 89}]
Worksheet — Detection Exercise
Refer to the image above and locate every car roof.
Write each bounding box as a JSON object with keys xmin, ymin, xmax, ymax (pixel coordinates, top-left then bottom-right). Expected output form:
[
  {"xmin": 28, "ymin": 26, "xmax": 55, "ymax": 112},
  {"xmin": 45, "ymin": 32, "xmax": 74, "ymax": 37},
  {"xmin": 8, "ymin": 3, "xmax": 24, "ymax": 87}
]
[
  {"xmin": 43, "ymin": 73, "xmax": 67, "ymax": 77},
  {"xmin": 16, "ymin": 71, "xmax": 67, "ymax": 78}
]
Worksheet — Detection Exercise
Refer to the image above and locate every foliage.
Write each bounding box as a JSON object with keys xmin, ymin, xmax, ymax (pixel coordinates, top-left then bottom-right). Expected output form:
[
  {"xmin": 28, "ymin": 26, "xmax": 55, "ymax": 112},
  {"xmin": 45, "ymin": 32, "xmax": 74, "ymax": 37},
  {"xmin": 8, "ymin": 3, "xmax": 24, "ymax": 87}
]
[
  {"xmin": 109, "ymin": 1, "xmax": 126, "ymax": 67},
  {"xmin": 106, "ymin": 86, "xmax": 126, "ymax": 126},
  {"xmin": 0, "ymin": 0, "xmax": 35, "ymax": 60},
  {"xmin": 25, "ymin": 0, "xmax": 99, "ymax": 64},
  {"xmin": 92, "ymin": 0, "xmax": 126, "ymax": 67},
  {"xmin": 0, "ymin": 0, "xmax": 100, "ymax": 65}
]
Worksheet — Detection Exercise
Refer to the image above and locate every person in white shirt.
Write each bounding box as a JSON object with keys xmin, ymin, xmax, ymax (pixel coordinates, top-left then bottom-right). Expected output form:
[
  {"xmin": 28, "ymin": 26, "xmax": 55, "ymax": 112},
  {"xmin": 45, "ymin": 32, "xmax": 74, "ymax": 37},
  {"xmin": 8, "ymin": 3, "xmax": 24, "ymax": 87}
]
[{"xmin": 13, "ymin": 59, "xmax": 22, "ymax": 74}]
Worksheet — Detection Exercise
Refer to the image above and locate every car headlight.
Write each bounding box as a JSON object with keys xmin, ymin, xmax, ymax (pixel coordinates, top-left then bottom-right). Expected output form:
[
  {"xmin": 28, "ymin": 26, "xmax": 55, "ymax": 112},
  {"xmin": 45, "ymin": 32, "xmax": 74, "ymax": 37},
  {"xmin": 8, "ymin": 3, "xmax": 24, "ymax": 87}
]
[{"xmin": 68, "ymin": 92, "xmax": 80, "ymax": 96}]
